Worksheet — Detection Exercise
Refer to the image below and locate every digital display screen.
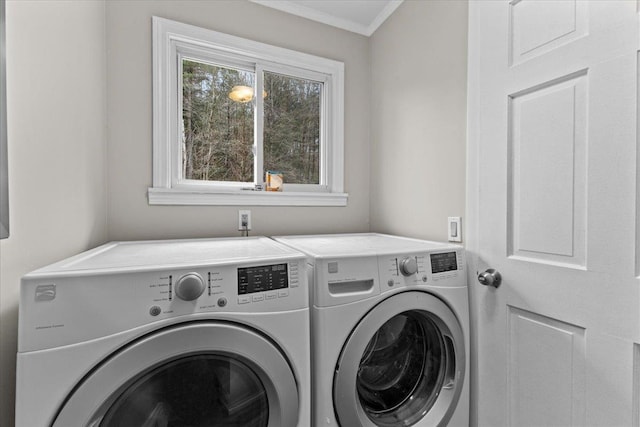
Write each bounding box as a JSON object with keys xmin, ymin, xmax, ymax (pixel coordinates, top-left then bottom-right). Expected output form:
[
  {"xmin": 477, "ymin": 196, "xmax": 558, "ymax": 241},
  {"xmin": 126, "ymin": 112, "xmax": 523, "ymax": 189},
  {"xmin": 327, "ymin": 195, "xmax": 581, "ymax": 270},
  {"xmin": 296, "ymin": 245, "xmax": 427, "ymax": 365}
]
[
  {"xmin": 430, "ymin": 252, "xmax": 457, "ymax": 274},
  {"xmin": 238, "ymin": 263, "xmax": 288, "ymax": 295}
]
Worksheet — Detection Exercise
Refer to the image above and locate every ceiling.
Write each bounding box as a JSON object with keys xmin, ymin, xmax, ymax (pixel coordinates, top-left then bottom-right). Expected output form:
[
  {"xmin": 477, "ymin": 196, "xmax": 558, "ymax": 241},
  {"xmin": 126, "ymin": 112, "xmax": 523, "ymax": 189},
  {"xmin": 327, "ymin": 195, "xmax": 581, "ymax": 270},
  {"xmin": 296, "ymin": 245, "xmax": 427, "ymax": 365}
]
[{"xmin": 249, "ymin": 0, "xmax": 404, "ymax": 37}]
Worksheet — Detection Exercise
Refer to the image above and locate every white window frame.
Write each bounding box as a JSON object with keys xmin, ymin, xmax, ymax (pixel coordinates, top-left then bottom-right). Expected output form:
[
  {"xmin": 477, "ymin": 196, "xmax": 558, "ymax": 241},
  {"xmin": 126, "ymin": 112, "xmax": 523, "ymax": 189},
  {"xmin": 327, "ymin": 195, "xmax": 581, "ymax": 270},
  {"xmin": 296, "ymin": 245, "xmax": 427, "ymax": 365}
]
[{"xmin": 149, "ymin": 17, "xmax": 347, "ymax": 206}]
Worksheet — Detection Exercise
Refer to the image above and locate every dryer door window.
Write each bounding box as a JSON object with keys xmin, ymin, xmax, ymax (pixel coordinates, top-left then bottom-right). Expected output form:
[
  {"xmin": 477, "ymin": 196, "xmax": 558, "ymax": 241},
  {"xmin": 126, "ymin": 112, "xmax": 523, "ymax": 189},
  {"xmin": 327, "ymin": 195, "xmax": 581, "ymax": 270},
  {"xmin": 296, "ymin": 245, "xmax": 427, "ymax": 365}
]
[
  {"xmin": 52, "ymin": 322, "xmax": 298, "ymax": 427},
  {"xmin": 333, "ymin": 292, "xmax": 465, "ymax": 427},
  {"xmin": 100, "ymin": 354, "xmax": 269, "ymax": 426}
]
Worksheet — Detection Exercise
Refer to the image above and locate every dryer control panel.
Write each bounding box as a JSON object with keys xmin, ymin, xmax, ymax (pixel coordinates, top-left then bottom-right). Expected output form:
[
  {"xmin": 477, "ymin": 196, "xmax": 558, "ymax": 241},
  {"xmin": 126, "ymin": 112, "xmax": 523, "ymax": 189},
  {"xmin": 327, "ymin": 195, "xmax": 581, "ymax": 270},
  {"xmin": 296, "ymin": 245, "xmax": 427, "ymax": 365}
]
[
  {"xmin": 143, "ymin": 259, "xmax": 304, "ymax": 314},
  {"xmin": 238, "ymin": 263, "xmax": 290, "ymax": 295},
  {"xmin": 19, "ymin": 257, "xmax": 307, "ymax": 352}
]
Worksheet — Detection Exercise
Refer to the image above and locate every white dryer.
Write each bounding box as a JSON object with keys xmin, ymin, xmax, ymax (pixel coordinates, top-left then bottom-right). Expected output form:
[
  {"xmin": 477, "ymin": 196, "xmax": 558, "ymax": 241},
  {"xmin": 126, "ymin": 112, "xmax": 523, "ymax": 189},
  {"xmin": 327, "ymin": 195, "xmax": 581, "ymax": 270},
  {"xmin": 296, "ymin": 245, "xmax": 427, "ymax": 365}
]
[
  {"xmin": 274, "ymin": 233, "xmax": 469, "ymax": 427},
  {"xmin": 16, "ymin": 237, "xmax": 310, "ymax": 427}
]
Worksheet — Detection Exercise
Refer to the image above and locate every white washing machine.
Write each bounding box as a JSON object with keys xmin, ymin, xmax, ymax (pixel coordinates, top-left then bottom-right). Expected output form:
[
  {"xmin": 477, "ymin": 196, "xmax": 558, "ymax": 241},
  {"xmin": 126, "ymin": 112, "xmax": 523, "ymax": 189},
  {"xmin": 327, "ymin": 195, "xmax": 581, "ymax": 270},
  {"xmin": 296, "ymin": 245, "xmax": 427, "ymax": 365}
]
[
  {"xmin": 16, "ymin": 237, "xmax": 310, "ymax": 427},
  {"xmin": 274, "ymin": 233, "xmax": 469, "ymax": 427}
]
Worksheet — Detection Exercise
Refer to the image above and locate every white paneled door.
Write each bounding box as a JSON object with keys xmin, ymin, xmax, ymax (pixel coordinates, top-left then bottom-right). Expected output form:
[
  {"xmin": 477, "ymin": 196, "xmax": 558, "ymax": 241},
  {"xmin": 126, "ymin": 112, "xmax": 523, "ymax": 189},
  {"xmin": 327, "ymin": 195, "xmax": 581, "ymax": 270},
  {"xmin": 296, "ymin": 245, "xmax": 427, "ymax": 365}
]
[{"xmin": 467, "ymin": 1, "xmax": 640, "ymax": 426}]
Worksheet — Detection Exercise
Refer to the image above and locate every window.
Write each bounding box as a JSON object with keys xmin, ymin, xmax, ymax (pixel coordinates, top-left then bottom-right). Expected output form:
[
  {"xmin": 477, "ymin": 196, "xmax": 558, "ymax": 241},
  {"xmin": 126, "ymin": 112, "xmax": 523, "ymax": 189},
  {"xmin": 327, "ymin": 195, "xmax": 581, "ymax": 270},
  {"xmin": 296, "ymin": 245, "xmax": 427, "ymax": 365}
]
[{"xmin": 150, "ymin": 17, "xmax": 347, "ymax": 206}]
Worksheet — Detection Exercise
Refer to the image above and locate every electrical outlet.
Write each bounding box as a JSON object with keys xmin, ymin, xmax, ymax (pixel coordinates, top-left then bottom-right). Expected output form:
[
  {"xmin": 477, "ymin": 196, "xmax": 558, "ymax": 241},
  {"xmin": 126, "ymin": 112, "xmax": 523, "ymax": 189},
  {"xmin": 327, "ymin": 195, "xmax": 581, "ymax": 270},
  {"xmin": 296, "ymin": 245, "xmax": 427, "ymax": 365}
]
[
  {"xmin": 448, "ymin": 217, "xmax": 462, "ymax": 242},
  {"xmin": 238, "ymin": 210, "xmax": 251, "ymax": 231}
]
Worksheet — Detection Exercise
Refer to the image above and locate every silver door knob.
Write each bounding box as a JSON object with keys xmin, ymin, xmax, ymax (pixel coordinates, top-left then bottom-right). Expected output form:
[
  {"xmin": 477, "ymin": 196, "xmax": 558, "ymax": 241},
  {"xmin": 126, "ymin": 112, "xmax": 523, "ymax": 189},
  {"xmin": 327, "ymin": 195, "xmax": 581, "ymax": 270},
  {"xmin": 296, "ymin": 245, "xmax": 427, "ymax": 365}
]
[{"xmin": 478, "ymin": 269, "xmax": 501, "ymax": 288}]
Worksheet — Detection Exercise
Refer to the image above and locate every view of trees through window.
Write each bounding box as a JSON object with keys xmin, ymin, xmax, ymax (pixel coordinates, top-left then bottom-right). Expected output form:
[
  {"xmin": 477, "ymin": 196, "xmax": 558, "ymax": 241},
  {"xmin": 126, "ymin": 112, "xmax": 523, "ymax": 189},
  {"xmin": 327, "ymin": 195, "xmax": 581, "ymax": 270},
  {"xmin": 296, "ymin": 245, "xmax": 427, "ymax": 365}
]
[
  {"xmin": 264, "ymin": 71, "xmax": 321, "ymax": 185},
  {"xmin": 182, "ymin": 59, "xmax": 321, "ymax": 186},
  {"xmin": 182, "ymin": 59, "xmax": 255, "ymax": 183}
]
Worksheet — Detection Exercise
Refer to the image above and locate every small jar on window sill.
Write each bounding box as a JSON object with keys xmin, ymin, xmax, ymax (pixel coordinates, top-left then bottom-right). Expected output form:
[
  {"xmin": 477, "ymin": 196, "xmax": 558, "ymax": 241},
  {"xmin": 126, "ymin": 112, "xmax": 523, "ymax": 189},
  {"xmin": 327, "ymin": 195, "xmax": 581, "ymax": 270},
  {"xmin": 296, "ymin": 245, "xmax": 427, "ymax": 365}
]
[{"xmin": 266, "ymin": 171, "xmax": 283, "ymax": 192}]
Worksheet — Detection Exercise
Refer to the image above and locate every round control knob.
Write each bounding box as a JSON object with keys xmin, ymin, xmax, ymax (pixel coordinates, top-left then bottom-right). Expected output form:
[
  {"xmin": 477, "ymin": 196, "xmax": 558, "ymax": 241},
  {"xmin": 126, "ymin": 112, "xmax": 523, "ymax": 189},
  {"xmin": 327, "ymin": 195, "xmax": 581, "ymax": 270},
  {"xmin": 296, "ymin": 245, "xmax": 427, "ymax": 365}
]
[
  {"xmin": 399, "ymin": 257, "xmax": 418, "ymax": 276},
  {"xmin": 175, "ymin": 273, "xmax": 205, "ymax": 301}
]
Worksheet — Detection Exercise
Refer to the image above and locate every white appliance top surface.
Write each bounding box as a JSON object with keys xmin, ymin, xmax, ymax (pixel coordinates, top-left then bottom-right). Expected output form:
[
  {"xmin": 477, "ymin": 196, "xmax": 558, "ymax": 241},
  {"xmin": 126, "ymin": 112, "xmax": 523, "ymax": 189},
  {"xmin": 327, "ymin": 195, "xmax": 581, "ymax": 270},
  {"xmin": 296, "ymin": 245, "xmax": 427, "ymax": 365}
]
[
  {"xmin": 30, "ymin": 237, "xmax": 304, "ymax": 274},
  {"xmin": 274, "ymin": 233, "xmax": 459, "ymax": 258}
]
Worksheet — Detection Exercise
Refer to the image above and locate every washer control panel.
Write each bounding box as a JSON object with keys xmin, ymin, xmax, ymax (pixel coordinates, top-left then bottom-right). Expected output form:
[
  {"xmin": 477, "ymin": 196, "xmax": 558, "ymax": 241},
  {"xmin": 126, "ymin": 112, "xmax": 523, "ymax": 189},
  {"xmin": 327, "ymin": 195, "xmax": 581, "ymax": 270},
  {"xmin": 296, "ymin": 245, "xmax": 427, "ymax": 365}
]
[
  {"xmin": 314, "ymin": 247, "xmax": 465, "ymax": 308},
  {"xmin": 380, "ymin": 249, "xmax": 466, "ymax": 289}
]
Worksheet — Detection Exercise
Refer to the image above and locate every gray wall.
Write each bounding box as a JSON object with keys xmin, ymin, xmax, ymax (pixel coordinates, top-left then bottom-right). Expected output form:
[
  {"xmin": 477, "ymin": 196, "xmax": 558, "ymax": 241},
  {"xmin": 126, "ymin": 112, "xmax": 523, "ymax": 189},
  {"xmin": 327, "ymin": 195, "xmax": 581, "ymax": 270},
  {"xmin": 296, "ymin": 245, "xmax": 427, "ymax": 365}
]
[
  {"xmin": 106, "ymin": 0, "xmax": 371, "ymax": 241},
  {"xmin": 370, "ymin": 0, "xmax": 468, "ymax": 241},
  {"xmin": 0, "ymin": 0, "xmax": 108, "ymax": 422}
]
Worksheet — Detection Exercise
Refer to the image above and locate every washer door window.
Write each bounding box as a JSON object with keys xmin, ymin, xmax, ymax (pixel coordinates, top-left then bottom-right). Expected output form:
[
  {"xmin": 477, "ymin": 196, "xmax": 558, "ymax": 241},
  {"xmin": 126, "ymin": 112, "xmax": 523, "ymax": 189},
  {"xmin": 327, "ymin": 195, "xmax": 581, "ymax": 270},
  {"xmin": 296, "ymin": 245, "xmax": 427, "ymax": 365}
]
[
  {"xmin": 333, "ymin": 292, "xmax": 465, "ymax": 427},
  {"xmin": 52, "ymin": 322, "xmax": 298, "ymax": 427}
]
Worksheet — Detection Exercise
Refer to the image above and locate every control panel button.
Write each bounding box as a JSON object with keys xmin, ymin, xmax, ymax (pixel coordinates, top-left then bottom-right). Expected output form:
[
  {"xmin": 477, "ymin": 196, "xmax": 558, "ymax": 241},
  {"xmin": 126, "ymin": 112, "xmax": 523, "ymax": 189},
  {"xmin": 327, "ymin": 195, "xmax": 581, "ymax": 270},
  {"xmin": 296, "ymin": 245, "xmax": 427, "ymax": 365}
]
[
  {"xmin": 252, "ymin": 294, "xmax": 265, "ymax": 302},
  {"xmin": 387, "ymin": 279, "xmax": 394, "ymax": 287},
  {"xmin": 149, "ymin": 306, "xmax": 162, "ymax": 316},
  {"xmin": 175, "ymin": 273, "xmax": 205, "ymax": 301},
  {"xmin": 238, "ymin": 296, "xmax": 251, "ymax": 304},
  {"xmin": 266, "ymin": 291, "xmax": 277, "ymax": 300},
  {"xmin": 217, "ymin": 297, "xmax": 227, "ymax": 307},
  {"xmin": 278, "ymin": 290, "xmax": 289, "ymax": 298}
]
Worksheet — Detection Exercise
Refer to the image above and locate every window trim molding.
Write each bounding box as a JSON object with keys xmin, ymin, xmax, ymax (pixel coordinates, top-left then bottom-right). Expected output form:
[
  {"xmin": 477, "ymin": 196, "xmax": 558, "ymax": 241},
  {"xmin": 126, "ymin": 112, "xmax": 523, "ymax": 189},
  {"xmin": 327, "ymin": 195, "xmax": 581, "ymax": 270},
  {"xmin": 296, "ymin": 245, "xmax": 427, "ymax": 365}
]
[
  {"xmin": 151, "ymin": 17, "xmax": 346, "ymax": 206},
  {"xmin": 148, "ymin": 187, "xmax": 348, "ymax": 206}
]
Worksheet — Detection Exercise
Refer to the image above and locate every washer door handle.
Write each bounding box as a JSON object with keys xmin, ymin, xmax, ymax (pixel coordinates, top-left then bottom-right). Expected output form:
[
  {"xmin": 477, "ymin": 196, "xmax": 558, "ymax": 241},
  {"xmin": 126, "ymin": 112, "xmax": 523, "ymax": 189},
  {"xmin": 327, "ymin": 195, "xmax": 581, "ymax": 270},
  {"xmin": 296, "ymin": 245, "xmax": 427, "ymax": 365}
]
[{"xmin": 477, "ymin": 269, "xmax": 501, "ymax": 288}]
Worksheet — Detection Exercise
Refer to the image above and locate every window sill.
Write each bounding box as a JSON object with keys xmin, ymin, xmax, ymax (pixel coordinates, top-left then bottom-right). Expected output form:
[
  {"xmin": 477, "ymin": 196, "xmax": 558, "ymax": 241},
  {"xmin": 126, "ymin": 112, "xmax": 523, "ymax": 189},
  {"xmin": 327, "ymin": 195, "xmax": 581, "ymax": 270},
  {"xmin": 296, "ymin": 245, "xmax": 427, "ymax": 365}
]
[{"xmin": 148, "ymin": 188, "xmax": 349, "ymax": 207}]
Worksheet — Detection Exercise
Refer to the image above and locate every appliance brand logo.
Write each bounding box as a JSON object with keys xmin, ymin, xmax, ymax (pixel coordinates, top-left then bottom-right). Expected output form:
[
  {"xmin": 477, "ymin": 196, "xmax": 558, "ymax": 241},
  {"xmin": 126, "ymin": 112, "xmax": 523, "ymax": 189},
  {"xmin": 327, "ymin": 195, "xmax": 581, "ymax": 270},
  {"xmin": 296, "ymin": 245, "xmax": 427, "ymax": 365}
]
[{"xmin": 35, "ymin": 284, "xmax": 56, "ymax": 301}]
